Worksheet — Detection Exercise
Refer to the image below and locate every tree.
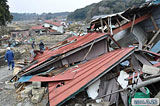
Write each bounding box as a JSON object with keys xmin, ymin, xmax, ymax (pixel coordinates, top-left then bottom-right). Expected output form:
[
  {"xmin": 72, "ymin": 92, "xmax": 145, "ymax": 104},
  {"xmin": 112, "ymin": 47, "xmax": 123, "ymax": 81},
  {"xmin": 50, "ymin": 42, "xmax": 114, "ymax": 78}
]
[
  {"xmin": 0, "ymin": 0, "xmax": 12, "ymax": 45},
  {"xmin": 0, "ymin": 0, "xmax": 12, "ymax": 26}
]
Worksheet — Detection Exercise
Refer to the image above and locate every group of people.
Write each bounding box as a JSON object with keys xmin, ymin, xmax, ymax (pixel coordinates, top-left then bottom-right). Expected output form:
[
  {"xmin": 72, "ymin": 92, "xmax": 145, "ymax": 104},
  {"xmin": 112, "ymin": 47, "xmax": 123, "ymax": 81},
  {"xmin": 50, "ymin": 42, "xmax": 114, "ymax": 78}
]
[
  {"xmin": 31, "ymin": 40, "xmax": 45, "ymax": 51},
  {"xmin": 5, "ymin": 40, "xmax": 45, "ymax": 71}
]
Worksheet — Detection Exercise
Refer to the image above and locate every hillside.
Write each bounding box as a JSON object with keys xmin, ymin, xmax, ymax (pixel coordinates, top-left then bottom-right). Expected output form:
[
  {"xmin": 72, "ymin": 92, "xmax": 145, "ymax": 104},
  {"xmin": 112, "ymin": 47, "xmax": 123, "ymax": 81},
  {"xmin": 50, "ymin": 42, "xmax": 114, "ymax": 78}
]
[
  {"xmin": 67, "ymin": 0, "xmax": 145, "ymax": 22},
  {"xmin": 12, "ymin": 12, "xmax": 70, "ymax": 21}
]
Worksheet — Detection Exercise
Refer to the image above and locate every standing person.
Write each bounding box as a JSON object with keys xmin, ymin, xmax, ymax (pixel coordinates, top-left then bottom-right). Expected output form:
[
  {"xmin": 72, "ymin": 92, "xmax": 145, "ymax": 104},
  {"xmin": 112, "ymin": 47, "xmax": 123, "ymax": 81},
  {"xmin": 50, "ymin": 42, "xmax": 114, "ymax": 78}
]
[
  {"xmin": 39, "ymin": 40, "xmax": 44, "ymax": 51},
  {"xmin": 31, "ymin": 41, "xmax": 36, "ymax": 49},
  {"xmin": 5, "ymin": 47, "xmax": 15, "ymax": 70}
]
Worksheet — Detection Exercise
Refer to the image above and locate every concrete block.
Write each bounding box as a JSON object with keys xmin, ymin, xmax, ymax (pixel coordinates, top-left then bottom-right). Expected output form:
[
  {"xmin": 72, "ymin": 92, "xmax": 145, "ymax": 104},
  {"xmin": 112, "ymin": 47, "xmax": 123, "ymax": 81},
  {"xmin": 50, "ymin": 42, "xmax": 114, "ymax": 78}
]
[
  {"xmin": 4, "ymin": 81, "xmax": 16, "ymax": 89},
  {"xmin": 142, "ymin": 64, "xmax": 160, "ymax": 75},
  {"xmin": 20, "ymin": 86, "xmax": 32, "ymax": 98},
  {"xmin": 32, "ymin": 87, "xmax": 45, "ymax": 95},
  {"xmin": 32, "ymin": 81, "xmax": 41, "ymax": 89},
  {"xmin": 31, "ymin": 94, "xmax": 43, "ymax": 103}
]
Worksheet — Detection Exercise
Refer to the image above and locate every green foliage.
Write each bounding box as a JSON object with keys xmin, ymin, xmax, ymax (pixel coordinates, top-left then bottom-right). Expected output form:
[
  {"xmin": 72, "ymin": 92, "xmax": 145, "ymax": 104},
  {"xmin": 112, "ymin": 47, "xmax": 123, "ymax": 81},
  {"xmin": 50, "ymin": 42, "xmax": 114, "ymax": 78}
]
[
  {"xmin": 67, "ymin": 0, "xmax": 145, "ymax": 21},
  {"xmin": 0, "ymin": 0, "xmax": 12, "ymax": 26},
  {"xmin": 67, "ymin": 3, "xmax": 96, "ymax": 21}
]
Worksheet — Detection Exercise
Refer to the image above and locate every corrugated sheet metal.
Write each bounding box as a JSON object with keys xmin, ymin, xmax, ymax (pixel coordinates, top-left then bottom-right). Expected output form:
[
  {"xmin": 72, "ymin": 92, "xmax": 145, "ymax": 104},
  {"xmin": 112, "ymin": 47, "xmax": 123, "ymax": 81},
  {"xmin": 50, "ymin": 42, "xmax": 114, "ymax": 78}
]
[
  {"xmin": 18, "ymin": 71, "xmax": 76, "ymax": 82},
  {"xmin": 48, "ymin": 47, "xmax": 135, "ymax": 106},
  {"xmin": 25, "ymin": 33, "xmax": 107, "ymax": 72}
]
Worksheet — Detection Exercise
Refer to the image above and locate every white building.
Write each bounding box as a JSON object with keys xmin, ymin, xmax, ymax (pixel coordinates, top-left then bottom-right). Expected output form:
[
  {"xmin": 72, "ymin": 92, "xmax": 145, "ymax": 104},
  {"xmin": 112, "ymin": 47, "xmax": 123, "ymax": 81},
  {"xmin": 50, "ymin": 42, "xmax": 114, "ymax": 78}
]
[{"xmin": 43, "ymin": 20, "xmax": 64, "ymax": 34}]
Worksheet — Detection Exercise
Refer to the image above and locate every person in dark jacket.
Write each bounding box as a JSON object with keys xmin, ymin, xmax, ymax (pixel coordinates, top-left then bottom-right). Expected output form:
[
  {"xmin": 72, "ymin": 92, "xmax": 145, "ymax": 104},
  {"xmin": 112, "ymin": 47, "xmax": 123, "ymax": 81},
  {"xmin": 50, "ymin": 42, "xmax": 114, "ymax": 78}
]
[
  {"xmin": 31, "ymin": 41, "xmax": 36, "ymax": 49},
  {"xmin": 5, "ymin": 47, "xmax": 14, "ymax": 70},
  {"xmin": 39, "ymin": 40, "xmax": 44, "ymax": 51}
]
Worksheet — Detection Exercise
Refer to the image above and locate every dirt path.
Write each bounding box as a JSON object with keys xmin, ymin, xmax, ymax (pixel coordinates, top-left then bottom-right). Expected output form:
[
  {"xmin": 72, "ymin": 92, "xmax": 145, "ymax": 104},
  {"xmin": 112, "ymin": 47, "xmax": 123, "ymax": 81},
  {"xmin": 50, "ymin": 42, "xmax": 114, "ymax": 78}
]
[
  {"xmin": 0, "ymin": 66, "xmax": 17, "ymax": 106},
  {"xmin": 0, "ymin": 66, "xmax": 13, "ymax": 82}
]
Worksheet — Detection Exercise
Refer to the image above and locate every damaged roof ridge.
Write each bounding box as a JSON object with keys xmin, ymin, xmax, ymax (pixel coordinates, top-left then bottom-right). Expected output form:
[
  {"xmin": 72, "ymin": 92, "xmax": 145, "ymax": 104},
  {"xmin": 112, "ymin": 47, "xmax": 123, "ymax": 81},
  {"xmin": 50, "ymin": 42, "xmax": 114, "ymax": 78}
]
[
  {"xmin": 73, "ymin": 49, "xmax": 127, "ymax": 77},
  {"xmin": 24, "ymin": 33, "xmax": 107, "ymax": 72},
  {"xmin": 34, "ymin": 32, "xmax": 105, "ymax": 61},
  {"xmin": 49, "ymin": 47, "xmax": 135, "ymax": 102}
]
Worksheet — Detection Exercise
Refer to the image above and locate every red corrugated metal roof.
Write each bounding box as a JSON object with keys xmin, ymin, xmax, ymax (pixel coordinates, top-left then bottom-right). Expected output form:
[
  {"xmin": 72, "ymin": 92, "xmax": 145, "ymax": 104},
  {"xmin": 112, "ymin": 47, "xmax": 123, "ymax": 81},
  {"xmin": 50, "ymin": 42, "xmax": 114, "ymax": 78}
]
[
  {"xmin": 45, "ymin": 20, "xmax": 62, "ymax": 27},
  {"xmin": 31, "ymin": 25, "xmax": 45, "ymax": 30},
  {"xmin": 25, "ymin": 33, "xmax": 107, "ymax": 72},
  {"xmin": 29, "ymin": 72, "xmax": 76, "ymax": 82},
  {"xmin": 48, "ymin": 47, "xmax": 135, "ymax": 106}
]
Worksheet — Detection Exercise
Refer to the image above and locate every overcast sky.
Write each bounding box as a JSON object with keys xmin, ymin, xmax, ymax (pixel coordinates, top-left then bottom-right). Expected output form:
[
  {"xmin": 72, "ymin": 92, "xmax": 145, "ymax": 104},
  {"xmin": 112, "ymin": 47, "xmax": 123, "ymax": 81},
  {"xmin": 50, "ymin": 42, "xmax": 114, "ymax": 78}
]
[{"xmin": 8, "ymin": 0, "xmax": 102, "ymax": 14}]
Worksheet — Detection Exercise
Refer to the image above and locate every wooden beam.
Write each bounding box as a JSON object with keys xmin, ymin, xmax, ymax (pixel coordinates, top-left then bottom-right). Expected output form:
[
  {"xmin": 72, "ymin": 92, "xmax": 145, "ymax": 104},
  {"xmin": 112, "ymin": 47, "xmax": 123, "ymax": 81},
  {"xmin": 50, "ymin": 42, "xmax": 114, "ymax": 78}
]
[
  {"xmin": 116, "ymin": 17, "xmax": 121, "ymax": 27},
  {"xmin": 130, "ymin": 14, "xmax": 136, "ymax": 32},
  {"xmin": 100, "ymin": 18, "xmax": 104, "ymax": 33},
  {"xmin": 108, "ymin": 34, "xmax": 121, "ymax": 49},
  {"xmin": 111, "ymin": 14, "xmax": 151, "ymax": 35},
  {"xmin": 104, "ymin": 20, "xmax": 110, "ymax": 31},
  {"xmin": 151, "ymin": 16, "xmax": 159, "ymax": 30},
  {"xmin": 109, "ymin": 17, "xmax": 113, "ymax": 35},
  {"xmin": 144, "ymin": 29, "xmax": 160, "ymax": 50},
  {"xmin": 118, "ymin": 14, "xmax": 130, "ymax": 22}
]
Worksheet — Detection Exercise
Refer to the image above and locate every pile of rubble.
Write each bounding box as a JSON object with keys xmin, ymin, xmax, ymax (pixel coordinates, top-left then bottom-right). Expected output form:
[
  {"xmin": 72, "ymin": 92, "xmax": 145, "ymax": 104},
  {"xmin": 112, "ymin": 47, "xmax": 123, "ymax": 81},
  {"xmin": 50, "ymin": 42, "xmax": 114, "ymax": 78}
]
[{"xmin": 5, "ymin": 2, "xmax": 160, "ymax": 106}]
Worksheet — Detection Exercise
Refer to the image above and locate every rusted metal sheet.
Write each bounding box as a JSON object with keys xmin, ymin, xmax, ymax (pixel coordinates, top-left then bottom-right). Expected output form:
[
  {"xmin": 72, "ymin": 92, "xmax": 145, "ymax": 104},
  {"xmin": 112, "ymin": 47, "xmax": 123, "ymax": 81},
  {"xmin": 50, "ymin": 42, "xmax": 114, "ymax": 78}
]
[
  {"xmin": 19, "ymin": 71, "xmax": 76, "ymax": 82},
  {"xmin": 48, "ymin": 47, "xmax": 135, "ymax": 106}
]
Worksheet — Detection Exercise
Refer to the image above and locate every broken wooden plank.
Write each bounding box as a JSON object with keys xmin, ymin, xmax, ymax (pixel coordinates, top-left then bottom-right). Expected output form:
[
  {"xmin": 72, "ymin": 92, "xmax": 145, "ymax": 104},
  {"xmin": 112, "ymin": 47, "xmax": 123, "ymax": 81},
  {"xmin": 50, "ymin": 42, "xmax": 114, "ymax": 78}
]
[
  {"xmin": 144, "ymin": 29, "xmax": 160, "ymax": 50},
  {"xmin": 151, "ymin": 16, "xmax": 159, "ymax": 30},
  {"xmin": 118, "ymin": 14, "xmax": 130, "ymax": 22},
  {"xmin": 130, "ymin": 14, "xmax": 136, "ymax": 32},
  {"xmin": 100, "ymin": 18, "xmax": 104, "ymax": 33}
]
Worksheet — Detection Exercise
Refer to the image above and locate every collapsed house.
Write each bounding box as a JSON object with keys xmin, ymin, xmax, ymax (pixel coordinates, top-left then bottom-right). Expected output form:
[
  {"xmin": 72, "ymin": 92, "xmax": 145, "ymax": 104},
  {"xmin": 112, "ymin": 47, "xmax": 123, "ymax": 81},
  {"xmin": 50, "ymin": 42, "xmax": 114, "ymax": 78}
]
[
  {"xmin": 89, "ymin": 2, "xmax": 160, "ymax": 52},
  {"xmin": 9, "ymin": 2, "xmax": 160, "ymax": 106}
]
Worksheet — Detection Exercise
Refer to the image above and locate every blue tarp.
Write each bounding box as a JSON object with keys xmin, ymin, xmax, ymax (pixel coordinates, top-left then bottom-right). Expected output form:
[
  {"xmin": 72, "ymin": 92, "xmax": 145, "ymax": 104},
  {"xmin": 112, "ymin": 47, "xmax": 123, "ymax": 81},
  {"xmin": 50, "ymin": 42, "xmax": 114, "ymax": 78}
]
[
  {"xmin": 18, "ymin": 76, "xmax": 33, "ymax": 82},
  {"xmin": 151, "ymin": 40, "xmax": 160, "ymax": 53}
]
